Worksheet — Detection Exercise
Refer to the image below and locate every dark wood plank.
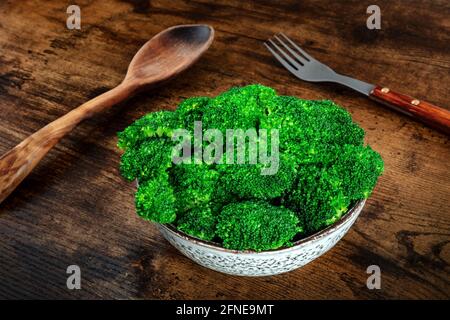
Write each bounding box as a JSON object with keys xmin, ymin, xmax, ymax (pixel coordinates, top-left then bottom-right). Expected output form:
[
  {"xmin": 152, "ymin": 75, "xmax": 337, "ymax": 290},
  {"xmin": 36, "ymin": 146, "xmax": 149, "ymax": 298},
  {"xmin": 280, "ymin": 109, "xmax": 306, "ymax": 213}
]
[{"xmin": 0, "ymin": 0, "xmax": 449, "ymax": 299}]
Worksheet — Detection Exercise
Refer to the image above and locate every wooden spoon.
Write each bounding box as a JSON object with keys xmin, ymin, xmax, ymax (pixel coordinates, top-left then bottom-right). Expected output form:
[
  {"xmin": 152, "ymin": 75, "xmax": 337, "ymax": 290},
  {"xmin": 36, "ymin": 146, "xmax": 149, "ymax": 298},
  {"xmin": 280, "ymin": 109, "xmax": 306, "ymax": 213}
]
[{"xmin": 0, "ymin": 24, "xmax": 214, "ymax": 204}]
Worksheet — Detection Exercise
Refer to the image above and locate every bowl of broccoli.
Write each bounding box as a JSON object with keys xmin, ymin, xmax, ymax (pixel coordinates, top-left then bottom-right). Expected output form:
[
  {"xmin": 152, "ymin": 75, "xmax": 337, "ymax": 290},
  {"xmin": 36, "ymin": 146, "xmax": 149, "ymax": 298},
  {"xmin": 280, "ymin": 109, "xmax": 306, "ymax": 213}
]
[{"xmin": 118, "ymin": 84, "xmax": 384, "ymax": 276}]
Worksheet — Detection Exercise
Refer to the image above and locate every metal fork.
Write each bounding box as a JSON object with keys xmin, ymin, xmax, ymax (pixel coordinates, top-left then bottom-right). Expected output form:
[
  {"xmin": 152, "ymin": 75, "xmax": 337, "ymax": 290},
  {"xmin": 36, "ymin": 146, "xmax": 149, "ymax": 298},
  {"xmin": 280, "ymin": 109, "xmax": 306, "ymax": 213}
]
[{"xmin": 264, "ymin": 33, "xmax": 450, "ymax": 135}]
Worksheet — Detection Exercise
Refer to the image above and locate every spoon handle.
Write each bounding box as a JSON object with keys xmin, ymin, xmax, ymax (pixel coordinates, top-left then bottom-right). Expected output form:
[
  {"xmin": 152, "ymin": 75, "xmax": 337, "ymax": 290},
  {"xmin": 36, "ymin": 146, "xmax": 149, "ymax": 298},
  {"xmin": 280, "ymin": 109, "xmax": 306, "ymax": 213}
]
[{"xmin": 0, "ymin": 83, "xmax": 131, "ymax": 204}]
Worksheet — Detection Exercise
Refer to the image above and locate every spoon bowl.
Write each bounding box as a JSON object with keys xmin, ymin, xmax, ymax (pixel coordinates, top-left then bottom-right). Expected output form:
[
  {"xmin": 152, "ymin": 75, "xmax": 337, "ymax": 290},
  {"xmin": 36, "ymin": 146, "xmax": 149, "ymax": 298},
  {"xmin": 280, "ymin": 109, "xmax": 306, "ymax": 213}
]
[{"xmin": 125, "ymin": 24, "xmax": 214, "ymax": 89}]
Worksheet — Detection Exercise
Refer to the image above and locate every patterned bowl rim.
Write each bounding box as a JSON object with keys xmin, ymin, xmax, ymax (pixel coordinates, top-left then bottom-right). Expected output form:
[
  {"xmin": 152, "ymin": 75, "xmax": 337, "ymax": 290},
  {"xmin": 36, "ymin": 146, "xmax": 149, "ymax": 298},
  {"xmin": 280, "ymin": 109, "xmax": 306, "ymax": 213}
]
[{"xmin": 157, "ymin": 199, "xmax": 365, "ymax": 255}]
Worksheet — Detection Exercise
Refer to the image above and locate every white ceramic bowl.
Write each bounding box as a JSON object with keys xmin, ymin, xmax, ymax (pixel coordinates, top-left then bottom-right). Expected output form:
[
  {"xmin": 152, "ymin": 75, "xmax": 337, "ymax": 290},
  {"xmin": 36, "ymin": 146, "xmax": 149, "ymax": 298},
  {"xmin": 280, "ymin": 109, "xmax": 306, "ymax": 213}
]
[{"xmin": 156, "ymin": 199, "xmax": 366, "ymax": 276}]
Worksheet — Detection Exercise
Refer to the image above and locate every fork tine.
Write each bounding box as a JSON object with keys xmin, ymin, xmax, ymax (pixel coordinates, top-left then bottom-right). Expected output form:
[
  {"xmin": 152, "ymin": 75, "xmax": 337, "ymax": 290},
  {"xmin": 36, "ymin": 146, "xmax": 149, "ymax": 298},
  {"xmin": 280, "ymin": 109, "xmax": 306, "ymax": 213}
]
[
  {"xmin": 273, "ymin": 35, "xmax": 308, "ymax": 65},
  {"xmin": 279, "ymin": 33, "xmax": 312, "ymax": 61},
  {"xmin": 264, "ymin": 42, "xmax": 298, "ymax": 73},
  {"xmin": 267, "ymin": 39, "xmax": 302, "ymax": 69}
]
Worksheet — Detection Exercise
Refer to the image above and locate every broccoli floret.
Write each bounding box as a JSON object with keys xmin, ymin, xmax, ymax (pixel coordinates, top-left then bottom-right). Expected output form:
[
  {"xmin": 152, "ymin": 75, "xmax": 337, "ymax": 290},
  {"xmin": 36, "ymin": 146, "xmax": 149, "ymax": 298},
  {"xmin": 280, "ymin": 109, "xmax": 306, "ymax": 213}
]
[
  {"xmin": 171, "ymin": 163, "xmax": 220, "ymax": 212},
  {"xmin": 177, "ymin": 96, "xmax": 210, "ymax": 130},
  {"xmin": 202, "ymin": 85, "xmax": 276, "ymax": 133},
  {"xmin": 119, "ymin": 138, "xmax": 173, "ymax": 182},
  {"xmin": 216, "ymin": 201, "xmax": 302, "ymax": 251},
  {"xmin": 217, "ymin": 153, "xmax": 296, "ymax": 200},
  {"xmin": 286, "ymin": 145, "xmax": 383, "ymax": 233},
  {"xmin": 117, "ymin": 110, "xmax": 181, "ymax": 150},
  {"xmin": 286, "ymin": 164, "xmax": 350, "ymax": 233},
  {"xmin": 210, "ymin": 183, "xmax": 237, "ymax": 214},
  {"xmin": 135, "ymin": 173, "xmax": 176, "ymax": 223},
  {"xmin": 176, "ymin": 206, "xmax": 216, "ymax": 241},
  {"xmin": 262, "ymin": 97, "xmax": 364, "ymax": 164},
  {"xmin": 331, "ymin": 144, "xmax": 384, "ymax": 200}
]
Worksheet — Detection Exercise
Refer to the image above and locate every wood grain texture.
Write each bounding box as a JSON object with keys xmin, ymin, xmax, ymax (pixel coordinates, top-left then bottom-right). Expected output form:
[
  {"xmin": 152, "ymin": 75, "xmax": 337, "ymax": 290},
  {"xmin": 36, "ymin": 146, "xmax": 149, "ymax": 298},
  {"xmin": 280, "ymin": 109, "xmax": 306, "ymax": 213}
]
[
  {"xmin": 0, "ymin": 84, "xmax": 130, "ymax": 204},
  {"xmin": 370, "ymin": 86, "xmax": 450, "ymax": 134},
  {"xmin": 0, "ymin": 0, "xmax": 449, "ymax": 299}
]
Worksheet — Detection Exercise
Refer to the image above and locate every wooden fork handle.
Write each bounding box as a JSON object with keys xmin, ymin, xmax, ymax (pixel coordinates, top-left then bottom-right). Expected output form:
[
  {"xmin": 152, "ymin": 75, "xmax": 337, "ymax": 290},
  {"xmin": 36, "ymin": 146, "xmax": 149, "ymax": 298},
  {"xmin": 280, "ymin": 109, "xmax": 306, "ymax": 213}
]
[
  {"xmin": 369, "ymin": 85, "xmax": 450, "ymax": 135},
  {"xmin": 0, "ymin": 83, "xmax": 131, "ymax": 204}
]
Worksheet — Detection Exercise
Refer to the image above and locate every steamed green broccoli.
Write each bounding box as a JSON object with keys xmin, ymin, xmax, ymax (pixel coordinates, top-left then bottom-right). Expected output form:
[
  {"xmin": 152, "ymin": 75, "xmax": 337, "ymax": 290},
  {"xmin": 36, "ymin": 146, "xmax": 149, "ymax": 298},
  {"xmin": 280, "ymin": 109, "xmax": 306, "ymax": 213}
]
[
  {"xmin": 202, "ymin": 85, "xmax": 276, "ymax": 133},
  {"xmin": 216, "ymin": 201, "xmax": 302, "ymax": 251},
  {"xmin": 331, "ymin": 144, "xmax": 384, "ymax": 200},
  {"xmin": 217, "ymin": 153, "xmax": 297, "ymax": 200},
  {"xmin": 171, "ymin": 163, "xmax": 220, "ymax": 212},
  {"xmin": 117, "ymin": 84, "xmax": 384, "ymax": 251},
  {"xmin": 176, "ymin": 206, "xmax": 216, "ymax": 241},
  {"xmin": 262, "ymin": 97, "xmax": 365, "ymax": 164},
  {"xmin": 119, "ymin": 138, "xmax": 174, "ymax": 182},
  {"xmin": 177, "ymin": 97, "xmax": 210, "ymax": 131},
  {"xmin": 286, "ymin": 145, "xmax": 384, "ymax": 234},
  {"xmin": 286, "ymin": 164, "xmax": 351, "ymax": 233},
  {"xmin": 117, "ymin": 110, "xmax": 180, "ymax": 150},
  {"xmin": 135, "ymin": 173, "xmax": 176, "ymax": 223}
]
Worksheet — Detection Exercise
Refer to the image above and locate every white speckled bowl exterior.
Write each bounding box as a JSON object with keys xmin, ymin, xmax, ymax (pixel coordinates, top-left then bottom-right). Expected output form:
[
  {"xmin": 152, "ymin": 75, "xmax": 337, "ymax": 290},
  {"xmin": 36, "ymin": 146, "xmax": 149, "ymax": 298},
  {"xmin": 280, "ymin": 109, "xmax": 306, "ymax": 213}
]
[{"xmin": 156, "ymin": 199, "xmax": 366, "ymax": 276}]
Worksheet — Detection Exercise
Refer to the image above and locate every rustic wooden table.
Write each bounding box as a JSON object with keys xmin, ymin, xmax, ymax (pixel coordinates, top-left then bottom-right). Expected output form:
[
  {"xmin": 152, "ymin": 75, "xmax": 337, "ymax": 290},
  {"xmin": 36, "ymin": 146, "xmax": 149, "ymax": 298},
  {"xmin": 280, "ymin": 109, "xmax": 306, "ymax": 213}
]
[{"xmin": 0, "ymin": 0, "xmax": 449, "ymax": 299}]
